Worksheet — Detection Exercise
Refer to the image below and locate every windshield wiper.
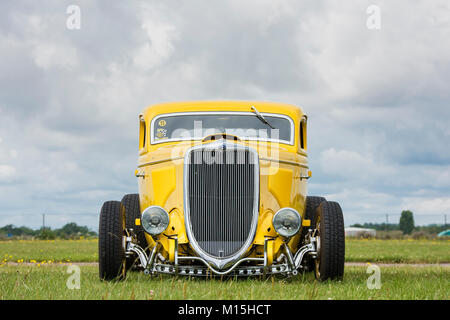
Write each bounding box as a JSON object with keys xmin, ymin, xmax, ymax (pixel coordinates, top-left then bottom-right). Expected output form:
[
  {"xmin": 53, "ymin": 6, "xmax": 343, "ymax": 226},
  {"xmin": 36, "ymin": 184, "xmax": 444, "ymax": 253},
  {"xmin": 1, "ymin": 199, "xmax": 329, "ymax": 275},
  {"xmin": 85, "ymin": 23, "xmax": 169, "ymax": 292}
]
[{"xmin": 251, "ymin": 106, "xmax": 275, "ymax": 129}]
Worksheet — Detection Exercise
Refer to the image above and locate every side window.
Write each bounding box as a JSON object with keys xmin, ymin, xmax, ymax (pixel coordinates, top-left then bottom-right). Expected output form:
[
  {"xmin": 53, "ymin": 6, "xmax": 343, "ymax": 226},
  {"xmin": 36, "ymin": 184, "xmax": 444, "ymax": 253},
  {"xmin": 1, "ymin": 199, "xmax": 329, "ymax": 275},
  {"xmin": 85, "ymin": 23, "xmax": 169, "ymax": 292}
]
[
  {"xmin": 300, "ymin": 117, "xmax": 307, "ymax": 150},
  {"xmin": 139, "ymin": 115, "xmax": 146, "ymax": 151}
]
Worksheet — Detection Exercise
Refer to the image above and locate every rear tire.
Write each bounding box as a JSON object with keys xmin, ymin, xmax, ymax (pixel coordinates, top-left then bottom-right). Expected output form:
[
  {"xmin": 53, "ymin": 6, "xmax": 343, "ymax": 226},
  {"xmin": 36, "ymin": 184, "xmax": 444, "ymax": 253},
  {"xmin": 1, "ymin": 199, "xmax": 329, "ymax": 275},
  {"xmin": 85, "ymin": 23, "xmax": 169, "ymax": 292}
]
[
  {"xmin": 301, "ymin": 196, "xmax": 326, "ymax": 241},
  {"xmin": 98, "ymin": 201, "xmax": 127, "ymax": 281},
  {"xmin": 301, "ymin": 196, "xmax": 326, "ymax": 271},
  {"xmin": 121, "ymin": 194, "xmax": 148, "ymax": 270},
  {"xmin": 122, "ymin": 194, "xmax": 148, "ymax": 250},
  {"xmin": 314, "ymin": 201, "xmax": 345, "ymax": 281}
]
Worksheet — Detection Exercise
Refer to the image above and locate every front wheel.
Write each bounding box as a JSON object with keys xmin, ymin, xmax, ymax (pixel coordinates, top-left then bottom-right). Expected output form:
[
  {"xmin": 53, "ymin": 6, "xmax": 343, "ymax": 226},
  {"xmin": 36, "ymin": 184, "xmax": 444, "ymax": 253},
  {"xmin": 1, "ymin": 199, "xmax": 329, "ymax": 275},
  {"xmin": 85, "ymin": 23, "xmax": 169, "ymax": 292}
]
[
  {"xmin": 314, "ymin": 201, "xmax": 345, "ymax": 281},
  {"xmin": 98, "ymin": 201, "xmax": 127, "ymax": 281}
]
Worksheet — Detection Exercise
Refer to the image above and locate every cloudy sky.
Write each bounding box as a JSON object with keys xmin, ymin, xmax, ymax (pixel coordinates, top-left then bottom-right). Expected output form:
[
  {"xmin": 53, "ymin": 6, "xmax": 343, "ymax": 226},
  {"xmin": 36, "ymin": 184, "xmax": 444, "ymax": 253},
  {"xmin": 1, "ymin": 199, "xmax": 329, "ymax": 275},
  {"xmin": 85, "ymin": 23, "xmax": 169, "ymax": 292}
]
[{"xmin": 0, "ymin": 1, "xmax": 449, "ymax": 230}]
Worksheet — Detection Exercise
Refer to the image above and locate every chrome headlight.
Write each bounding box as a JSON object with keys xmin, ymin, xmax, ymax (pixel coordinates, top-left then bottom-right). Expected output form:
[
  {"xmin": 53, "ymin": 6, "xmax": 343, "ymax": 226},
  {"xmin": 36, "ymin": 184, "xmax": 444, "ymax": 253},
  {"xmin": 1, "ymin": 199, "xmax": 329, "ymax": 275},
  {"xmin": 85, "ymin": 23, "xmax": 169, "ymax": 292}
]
[
  {"xmin": 273, "ymin": 208, "xmax": 302, "ymax": 237},
  {"xmin": 141, "ymin": 206, "xmax": 170, "ymax": 235}
]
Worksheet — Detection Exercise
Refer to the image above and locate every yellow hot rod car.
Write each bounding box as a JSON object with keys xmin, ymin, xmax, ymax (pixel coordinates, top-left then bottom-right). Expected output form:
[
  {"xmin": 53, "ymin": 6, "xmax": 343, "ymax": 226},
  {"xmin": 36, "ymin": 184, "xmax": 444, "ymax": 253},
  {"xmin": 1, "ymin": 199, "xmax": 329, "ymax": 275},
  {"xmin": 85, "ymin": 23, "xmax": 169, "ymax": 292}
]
[{"xmin": 98, "ymin": 101, "xmax": 345, "ymax": 281}]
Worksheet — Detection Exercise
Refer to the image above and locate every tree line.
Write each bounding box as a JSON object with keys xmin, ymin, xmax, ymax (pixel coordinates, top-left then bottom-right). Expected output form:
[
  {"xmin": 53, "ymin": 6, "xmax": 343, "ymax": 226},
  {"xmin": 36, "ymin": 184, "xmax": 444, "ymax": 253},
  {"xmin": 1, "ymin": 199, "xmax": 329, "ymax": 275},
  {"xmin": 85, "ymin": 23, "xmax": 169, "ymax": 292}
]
[
  {"xmin": 351, "ymin": 210, "xmax": 448, "ymax": 235},
  {"xmin": 0, "ymin": 222, "xmax": 97, "ymax": 240}
]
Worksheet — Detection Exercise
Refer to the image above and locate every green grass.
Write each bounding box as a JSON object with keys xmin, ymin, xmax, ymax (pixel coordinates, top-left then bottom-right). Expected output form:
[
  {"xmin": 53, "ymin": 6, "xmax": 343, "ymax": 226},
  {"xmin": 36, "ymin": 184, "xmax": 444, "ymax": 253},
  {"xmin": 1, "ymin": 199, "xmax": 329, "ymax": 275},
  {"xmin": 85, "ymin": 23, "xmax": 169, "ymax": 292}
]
[
  {"xmin": 0, "ymin": 239, "xmax": 448, "ymax": 264},
  {"xmin": 345, "ymin": 239, "xmax": 450, "ymax": 263},
  {"xmin": 0, "ymin": 239, "xmax": 98, "ymax": 263},
  {"xmin": 0, "ymin": 265, "xmax": 448, "ymax": 300},
  {"xmin": 1, "ymin": 239, "xmax": 448, "ymax": 300}
]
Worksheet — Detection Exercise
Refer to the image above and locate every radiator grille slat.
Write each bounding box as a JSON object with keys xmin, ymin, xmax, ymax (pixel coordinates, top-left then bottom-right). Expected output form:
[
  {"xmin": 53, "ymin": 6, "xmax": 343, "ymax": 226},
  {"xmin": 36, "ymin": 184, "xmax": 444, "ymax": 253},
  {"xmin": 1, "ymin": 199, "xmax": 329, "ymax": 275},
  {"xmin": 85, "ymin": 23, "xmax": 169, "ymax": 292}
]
[{"xmin": 188, "ymin": 148, "xmax": 255, "ymax": 258}]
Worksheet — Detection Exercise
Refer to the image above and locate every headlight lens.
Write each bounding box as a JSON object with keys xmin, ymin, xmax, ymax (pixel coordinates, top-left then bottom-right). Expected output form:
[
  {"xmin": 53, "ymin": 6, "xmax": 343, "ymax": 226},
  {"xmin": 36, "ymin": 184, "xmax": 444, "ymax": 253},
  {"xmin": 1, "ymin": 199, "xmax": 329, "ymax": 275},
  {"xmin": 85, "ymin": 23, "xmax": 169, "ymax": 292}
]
[
  {"xmin": 272, "ymin": 208, "xmax": 302, "ymax": 237},
  {"xmin": 141, "ymin": 206, "xmax": 170, "ymax": 235}
]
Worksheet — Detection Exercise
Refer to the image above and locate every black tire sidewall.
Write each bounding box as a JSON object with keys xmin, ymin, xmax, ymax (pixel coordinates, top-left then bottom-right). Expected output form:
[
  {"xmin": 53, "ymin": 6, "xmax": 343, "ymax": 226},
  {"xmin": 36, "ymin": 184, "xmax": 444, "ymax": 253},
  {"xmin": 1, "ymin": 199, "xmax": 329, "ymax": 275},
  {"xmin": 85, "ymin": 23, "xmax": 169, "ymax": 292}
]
[
  {"xmin": 304, "ymin": 196, "xmax": 326, "ymax": 229},
  {"xmin": 98, "ymin": 201, "xmax": 127, "ymax": 281},
  {"xmin": 121, "ymin": 194, "xmax": 148, "ymax": 251},
  {"xmin": 316, "ymin": 201, "xmax": 345, "ymax": 281}
]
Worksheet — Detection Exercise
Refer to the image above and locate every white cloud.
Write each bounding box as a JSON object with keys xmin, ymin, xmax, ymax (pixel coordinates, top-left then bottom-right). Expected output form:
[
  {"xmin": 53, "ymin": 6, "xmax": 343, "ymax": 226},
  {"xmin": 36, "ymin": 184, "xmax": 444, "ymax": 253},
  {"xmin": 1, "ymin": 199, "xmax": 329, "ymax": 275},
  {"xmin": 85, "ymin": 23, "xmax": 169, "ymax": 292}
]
[
  {"xmin": 0, "ymin": 165, "xmax": 16, "ymax": 181},
  {"xmin": 133, "ymin": 7, "xmax": 177, "ymax": 70},
  {"xmin": 319, "ymin": 148, "xmax": 396, "ymax": 180},
  {"xmin": 31, "ymin": 42, "xmax": 79, "ymax": 70},
  {"xmin": 401, "ymin": 196, "xmax": 450, "ymax": 215},
  {"xmin": 0, "ymin": 1, "xmax": 449, "ymax": 228}
]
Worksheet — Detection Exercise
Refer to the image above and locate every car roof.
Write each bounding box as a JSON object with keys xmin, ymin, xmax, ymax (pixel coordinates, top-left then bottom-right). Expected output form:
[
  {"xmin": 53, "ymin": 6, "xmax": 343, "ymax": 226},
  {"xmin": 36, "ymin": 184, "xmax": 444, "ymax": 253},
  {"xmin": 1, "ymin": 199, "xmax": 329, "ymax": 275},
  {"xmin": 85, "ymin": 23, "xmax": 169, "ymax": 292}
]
[{"xmin": 143, "ymin": 100, "xmax": 304, "ymax": 117}]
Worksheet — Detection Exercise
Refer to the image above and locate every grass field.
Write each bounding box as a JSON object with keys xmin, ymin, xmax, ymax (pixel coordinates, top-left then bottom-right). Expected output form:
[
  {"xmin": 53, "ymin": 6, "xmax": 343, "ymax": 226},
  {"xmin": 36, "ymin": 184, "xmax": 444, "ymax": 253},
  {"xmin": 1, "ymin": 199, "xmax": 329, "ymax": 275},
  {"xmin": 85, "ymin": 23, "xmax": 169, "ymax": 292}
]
[
  {"xmin": 0, "ymin": 239, "xmax": 449, "ymax": 264},
  {"xmin": 0, "ymin": 265, "xmax": 448, "ymax": 300},
  {"xmin": 345, "ymin": 239, "xmax": 450, "ymax": 263},
  {"xmin": 0, "ymin": 239, "xmax": 98, "ymax": 264},
  {"xmin": 0, "ymin": 239, "xmax": 449, "ymax": 300}
]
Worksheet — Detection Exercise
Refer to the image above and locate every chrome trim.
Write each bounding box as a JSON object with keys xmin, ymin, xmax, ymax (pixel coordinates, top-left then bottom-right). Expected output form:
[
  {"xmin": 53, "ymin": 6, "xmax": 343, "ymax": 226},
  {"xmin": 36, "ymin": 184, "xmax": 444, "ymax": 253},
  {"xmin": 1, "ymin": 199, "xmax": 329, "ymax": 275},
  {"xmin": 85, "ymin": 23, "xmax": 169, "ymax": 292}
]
[
  {"xmin": 147, "ymin": 243, "xmax": 160, "ymax": 270},
  {"xmin": 153, "ymin": 260, "xmax": 289, "ymax": 277},
  {"xmin": 183, "ymin": 141, "xmax": 260, "ymax": 270},
  {"xmin": 150, "ymin": 111, "xmax": 295, "ymax": 145},
  {"xmin": 284, "ymin": 243, "xmax": 296, "ymax": 271},
  {"xmin": 174, "ymin": 237, "xmax": 179, "ymax": 275},
  {"xmin": 125, "ymin": 238, "xmax": 293, "ymax": 277},
  {"xmin": 263, "ymin": 238, "xmax": 273, "ymax": 271},
  {"xmin": 126, "ymin": 239, "xmax": 149, "ymax": 269},
  {"xmin": 294, "ymin": 241, "xmax": 317, "ymax": 269},
  {"xmin": 177, "ymin": 256, "xmax": 264, "ymax": 276}
]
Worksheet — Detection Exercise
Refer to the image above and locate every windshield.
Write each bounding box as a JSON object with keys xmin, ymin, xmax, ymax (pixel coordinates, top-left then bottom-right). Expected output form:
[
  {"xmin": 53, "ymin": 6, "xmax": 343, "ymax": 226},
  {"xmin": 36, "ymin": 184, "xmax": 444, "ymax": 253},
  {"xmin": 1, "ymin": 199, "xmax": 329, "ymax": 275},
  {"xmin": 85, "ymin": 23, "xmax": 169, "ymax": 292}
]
[{"xmin": 151, "ymin": 112, "xmax": 293, "ymax": 144}]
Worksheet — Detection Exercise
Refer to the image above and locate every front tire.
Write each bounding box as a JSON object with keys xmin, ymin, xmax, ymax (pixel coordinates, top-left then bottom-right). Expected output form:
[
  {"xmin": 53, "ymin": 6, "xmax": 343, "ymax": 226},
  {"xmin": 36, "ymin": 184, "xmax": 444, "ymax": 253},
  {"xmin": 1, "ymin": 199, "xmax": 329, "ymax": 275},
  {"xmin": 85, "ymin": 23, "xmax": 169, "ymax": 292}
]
[
  {"xmin": 99, "ymin": 201, "xmax": 127, "ymax": 281},
  {"xmin": 314, "ymin": 201, "xmax": 345, "ymax": 281}
]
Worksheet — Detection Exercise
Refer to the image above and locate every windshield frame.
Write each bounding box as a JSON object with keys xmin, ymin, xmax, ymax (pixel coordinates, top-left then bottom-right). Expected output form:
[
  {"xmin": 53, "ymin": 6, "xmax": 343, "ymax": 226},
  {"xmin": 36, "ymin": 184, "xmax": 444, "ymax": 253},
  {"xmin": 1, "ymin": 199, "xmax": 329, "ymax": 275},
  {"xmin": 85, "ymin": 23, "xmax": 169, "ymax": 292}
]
[{"xmin": 150, "ymin": 111, "xmax": 295, "ymax": 145}]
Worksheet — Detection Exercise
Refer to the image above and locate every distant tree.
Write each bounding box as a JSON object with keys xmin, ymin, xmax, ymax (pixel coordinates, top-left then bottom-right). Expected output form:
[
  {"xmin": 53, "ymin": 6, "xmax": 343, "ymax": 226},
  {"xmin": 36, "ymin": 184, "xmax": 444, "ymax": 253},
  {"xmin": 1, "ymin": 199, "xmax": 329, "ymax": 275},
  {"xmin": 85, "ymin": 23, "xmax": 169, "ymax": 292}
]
[
  {"xmin": 59, "ymin": 222, "xmax": 89, "ymax": 235},
  {"xmin": 38, "ymin": 227, "xmax": 56, "ymax": 240},
  {"xmin": 399, "ymin": 210, "xmax": 415, "ymax": 234},
  {"xmin": 0, "ymin": 224, "xmax": 37, "ymax": 236},
  {"xmin": 0, "ymin": 224, "xmax": 15, "ymax": 235},
  {"xmin": 0, "ymin": 223, "xmax": 96, "ymax": 239},
  {"xmin": 18, "ymin": 226, "xmax": 36, "ymax": 236},
  {"xmin": 414, "ymin": 224, "xmax": 448, "ymax": 234}
]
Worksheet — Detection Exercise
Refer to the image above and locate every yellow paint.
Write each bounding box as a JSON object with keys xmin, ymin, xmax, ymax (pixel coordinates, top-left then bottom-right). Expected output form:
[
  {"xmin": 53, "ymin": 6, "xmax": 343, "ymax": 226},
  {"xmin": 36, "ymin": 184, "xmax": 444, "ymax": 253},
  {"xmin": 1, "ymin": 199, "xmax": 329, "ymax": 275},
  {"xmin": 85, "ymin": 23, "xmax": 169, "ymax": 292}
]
[
  {"xmin": 151, "ymin": 167, "xmax": 176, "ymax": 206},
  {"xmin": 136, "ymin": 101, "xmax": 309, "ymax": 264},
  {"xmin": 268, "ymin": 167, "xmax": 293, "ymax": 207},
  {"xmin": 165, "ymin": 209, "xmax": 188, "ymax": 244},
  {"xmin": 302, "ymin": 219, "xmax": 311, "ymax": 227},
  {"xmin": 135, "ymin": 218, "xmax": 141, "ymax": 226},
  {"xmin": 254, "ymin": 210, "xmax": 277, "ymax": 244}
]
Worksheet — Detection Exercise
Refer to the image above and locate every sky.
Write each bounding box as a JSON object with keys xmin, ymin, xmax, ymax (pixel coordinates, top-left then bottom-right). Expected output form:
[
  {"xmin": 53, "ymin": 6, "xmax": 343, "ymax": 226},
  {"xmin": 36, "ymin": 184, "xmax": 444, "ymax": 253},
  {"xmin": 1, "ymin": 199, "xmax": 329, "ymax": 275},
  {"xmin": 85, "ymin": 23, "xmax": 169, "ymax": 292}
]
[{"xmin": 0, "ymin": 1, "xmax": 449, "ymax": 230}]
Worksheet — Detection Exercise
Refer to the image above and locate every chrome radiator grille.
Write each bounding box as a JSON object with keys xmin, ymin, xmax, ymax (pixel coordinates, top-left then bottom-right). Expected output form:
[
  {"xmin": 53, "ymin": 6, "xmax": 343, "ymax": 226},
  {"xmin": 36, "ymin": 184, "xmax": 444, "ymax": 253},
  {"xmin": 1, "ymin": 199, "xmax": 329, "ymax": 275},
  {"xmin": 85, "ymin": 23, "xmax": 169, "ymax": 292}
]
[{"xmin": 186, "ymin": 147, "xmax": 257, "ymax": 258}]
